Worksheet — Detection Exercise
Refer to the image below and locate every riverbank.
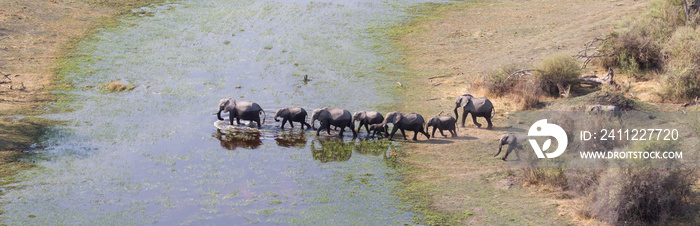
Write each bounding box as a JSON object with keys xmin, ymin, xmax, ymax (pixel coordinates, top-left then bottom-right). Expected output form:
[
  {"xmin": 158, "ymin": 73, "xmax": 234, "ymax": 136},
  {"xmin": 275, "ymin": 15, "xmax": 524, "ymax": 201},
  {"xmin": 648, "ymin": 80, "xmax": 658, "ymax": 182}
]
[
  {"xmin": 0, "ymin": 0, "xmax": 164, "ymax": 185},
  {"xmin": 391, "ymin": 0, "xmax": 650, "ymax": 224}
]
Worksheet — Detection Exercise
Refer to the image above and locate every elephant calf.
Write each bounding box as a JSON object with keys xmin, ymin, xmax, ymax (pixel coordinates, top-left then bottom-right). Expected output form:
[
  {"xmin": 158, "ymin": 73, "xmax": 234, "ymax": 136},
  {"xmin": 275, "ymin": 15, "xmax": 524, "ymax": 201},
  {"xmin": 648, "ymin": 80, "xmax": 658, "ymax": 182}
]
[
  {"xmin": 368, "ymin": 123, "xmax": 388, "ymax": 138},
  {"xmin": 426, "ymin": 116, "xmax": 457, "ymax": 138},
  {"xmin": 494, "ymin": 133, "xmax": 527, "ymax": 161},
  {"xmin": 275, "ymin": 107, "xmax": 312, "ymax": 130}
]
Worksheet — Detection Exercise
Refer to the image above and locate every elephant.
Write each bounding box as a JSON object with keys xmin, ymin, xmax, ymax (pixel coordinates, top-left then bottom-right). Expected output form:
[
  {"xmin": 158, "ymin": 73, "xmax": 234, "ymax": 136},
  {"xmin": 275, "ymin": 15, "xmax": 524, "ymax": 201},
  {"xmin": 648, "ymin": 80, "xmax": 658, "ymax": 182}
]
[
  {"xmin": 383, "ymin": 111, "xmax": 430, "ymax": 141},
  {"xmin": 494, "ymin": 133, "xmax": 527, "ymax": 161},
  {"xmin": 426, "ymin": 116, "xmax": 457, "ymax": 138},
  {"xmin": 454, "ymin": 94, "xmax": 494, "ymax": 129},
  {"xmin": 310, "ymin": 107, "xmax": 357, "ymax": 137},
  {"xmin": 217, "ymin": 98, "xmax": 266, "ymax": 128},
  {"xmin": 274, "ymin": 107, "xmax": 312, "ymax": 130},
  {"xmin": 352, "ymin": 111, "xmax": 384, "ymax": 135},
  {"xmin": 368, "ymin": 123, "xmax": 388, "ymax": 138}
]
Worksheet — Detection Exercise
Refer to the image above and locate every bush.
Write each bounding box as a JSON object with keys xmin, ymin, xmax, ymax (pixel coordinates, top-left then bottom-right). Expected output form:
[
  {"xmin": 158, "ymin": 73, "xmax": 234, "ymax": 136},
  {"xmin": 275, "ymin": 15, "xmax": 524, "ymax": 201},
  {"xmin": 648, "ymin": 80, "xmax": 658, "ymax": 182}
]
[
  {"xmin": 587, "ymin": 168, "xmax": 697, "ymax": 225},
  {"xmin": 599, "ymin": 0, "xmax": 684, "ymax": 73},
  {"xmin": 102, "ymin": 81, "xmax": 135, "ymax": 92},
  {"xmin": 536, "ymin": 54, "xmax": 581, "ymax": 96},
  {"xmin": 481, "ymin": 64, "xmax": 522, "ymax": 97},
  {"xmin": 662, "ymin": 26, "xmax": 700, "ymax": 101}
]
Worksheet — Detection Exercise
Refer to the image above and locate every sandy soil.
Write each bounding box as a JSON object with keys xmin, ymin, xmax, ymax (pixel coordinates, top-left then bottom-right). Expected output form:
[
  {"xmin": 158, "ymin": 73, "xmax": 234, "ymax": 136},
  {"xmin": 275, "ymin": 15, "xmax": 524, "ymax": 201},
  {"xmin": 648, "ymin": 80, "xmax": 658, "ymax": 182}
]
[{"xmin": 393, "ymin": 0, "xmax": 651, "ymax": 224}]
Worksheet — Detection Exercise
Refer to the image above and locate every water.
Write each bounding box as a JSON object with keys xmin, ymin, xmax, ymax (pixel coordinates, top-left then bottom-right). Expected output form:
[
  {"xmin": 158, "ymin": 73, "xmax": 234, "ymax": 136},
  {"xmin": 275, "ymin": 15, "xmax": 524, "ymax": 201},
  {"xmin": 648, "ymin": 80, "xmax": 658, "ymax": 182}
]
[{"xmin": 1, "ymin": 0, "xmax": 441, "ymax": 224}]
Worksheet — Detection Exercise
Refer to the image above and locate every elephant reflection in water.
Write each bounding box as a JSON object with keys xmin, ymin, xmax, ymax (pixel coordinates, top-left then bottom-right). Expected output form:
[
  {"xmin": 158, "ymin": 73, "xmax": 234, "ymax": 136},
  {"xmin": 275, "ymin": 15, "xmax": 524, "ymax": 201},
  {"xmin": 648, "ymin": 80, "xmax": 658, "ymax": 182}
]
[
  {"xmin": 309, "ymin": 137, "xmax": 352, "ymax": 163},
  {"xmin": 214, "ymin": 129, "xmax": 262, "ymax": 150},
  {"xmin": 275, "ymin": 130, "xmax": 307, "ymax": 148}
]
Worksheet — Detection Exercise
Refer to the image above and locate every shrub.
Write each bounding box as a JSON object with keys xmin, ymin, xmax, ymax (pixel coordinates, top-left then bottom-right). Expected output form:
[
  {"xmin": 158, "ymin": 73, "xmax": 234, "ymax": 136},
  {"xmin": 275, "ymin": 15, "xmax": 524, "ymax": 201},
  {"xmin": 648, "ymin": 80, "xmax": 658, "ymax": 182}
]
[
  {"xmin": 599, "ymin": 0, "xmax": 684, "ymax": 72},
  {"xmin": 481, "ymin": 64, "xmax": 522, "ymax": 97},
  {"xmin": 536, "ymin": 54, "xmax": 581, "ymax": 96},
  {"xmin": 587, "ymin": 168, "xmax": 697, "ymax": 225},
  {"xmin": 102, "ymin": 81, "xmax": 135, "ymax": 92},
  {"xmin": 662, "ymin": 26, "xmax": 700, "ymax": 101}
]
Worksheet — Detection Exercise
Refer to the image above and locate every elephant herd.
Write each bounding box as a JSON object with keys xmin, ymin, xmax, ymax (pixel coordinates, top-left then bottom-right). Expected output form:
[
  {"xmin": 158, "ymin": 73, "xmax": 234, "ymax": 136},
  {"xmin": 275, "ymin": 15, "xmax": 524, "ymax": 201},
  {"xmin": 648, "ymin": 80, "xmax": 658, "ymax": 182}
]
[{"xmin": 215, "ymin": 94, "xmax": 496, "ymax": 141}]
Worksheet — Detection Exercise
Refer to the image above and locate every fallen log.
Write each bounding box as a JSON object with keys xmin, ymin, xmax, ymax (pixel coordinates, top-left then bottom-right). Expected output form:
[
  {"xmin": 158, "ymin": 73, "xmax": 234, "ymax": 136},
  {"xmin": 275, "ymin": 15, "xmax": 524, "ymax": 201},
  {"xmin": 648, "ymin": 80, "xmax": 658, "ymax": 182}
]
[{"xmin": 580, "ymin": 68, "xmax": 614, "ymax": 86}]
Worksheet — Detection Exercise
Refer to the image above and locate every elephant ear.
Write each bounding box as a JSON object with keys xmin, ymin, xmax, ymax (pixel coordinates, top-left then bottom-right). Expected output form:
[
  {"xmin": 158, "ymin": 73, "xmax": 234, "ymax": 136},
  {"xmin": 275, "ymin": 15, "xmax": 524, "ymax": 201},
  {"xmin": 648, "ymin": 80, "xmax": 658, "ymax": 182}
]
[
  {"xmin": 460, "ymin": 96, "xmax": 472, "ymax": 108},
  {"xmin": 393, "ymin": 114, "xmax": 403, "ymax": 124}
]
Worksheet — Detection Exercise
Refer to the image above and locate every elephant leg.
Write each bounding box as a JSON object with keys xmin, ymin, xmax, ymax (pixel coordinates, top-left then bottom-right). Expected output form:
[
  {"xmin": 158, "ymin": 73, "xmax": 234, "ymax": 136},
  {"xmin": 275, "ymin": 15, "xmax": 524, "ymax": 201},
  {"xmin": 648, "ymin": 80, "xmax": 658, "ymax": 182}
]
[
  {"xmin": 304, "ymin": 122, "xmax": 312, "ymax": 130},
  {"xmin": 503, "ymin": 146, "xmax": 516, "ymax": 161},
  {"xmin": 471, "ymin": 114, "xmax": 482, "ymax": 128},
  {"xmin": 280, "ymin": 118, "xmax": 288, "ymax": 129},
  {"xmin": 421, "ymin": 127, "xmax": 430, "ymax": 139},
  {"xmin": 400, "ymin": 129, "xmax": 407, "ymax": 140},
  {"xmin": 485, "ymin": 116, "xmax": 493, "ymax": 129},
  {"xmin": 364, "ymin": 123, "xmax": 370, "ymax": 135},
  {"xmin": 229, "ymin": 116, "xmax": 235, "ymax": 125},
  {"xmin": 461, "ymin": 112, "xmax": 467, "ymax": 127},
  {"xmin": 440, "ymin": 129, "xmax": 447, "ymax": 138},
  {"xmin": 431, "ymin": 127, "xmax": 437, "ymax": 138},
  {"xmin": 326, "ymin": 123, "xmax": 332, "ymax": 136},
  {"xmin": 412, "ymin": 131, "xmax": 418, "ymax": 141},
  {"xmin": 289, "ymin": 119, "xmax": 295, "ymax": 128},
  {"xmin": 350, "ymin": 123, "xmax": 357, "ymax": 138},
  {"xmin": 257, "ymin": 119, "xmax": 262, "ymax": 128},
  {"xmin": 451, "ymin": 129, "xmax": 457, "ymax": 137},
  {"xmin": 316, "ymin": 125, "xmax": 323, "ymax": 136},
  {"xmin": 338, "ymin": 126, "xmax": 346, "ymax": 137},
  {"xmin": 388, "ymin": 125, "xmax": 400, "ymax": 140},
  {"xmin": 236, "ymin": 118, "xmax": 242, "ymax": 125}
]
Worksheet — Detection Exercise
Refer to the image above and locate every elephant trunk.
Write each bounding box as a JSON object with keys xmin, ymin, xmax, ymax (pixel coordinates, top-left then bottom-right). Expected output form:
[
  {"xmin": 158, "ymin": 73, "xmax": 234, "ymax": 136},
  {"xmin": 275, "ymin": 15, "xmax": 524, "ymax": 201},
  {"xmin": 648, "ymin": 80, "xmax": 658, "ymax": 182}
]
[
  {"xmin": 495, "ymin": 143, "xmax": 503, "ymax": 157},
  {"xmin": 310, "ymin": 116, "xmax": 317, "ymax": 130},
  {"xmin": 217, "ymin": 109, "xmax": 224, "ymax": 121},
  {"xmin": 453, "ymin": 107, "xmax": 459, "ymax": 121}
]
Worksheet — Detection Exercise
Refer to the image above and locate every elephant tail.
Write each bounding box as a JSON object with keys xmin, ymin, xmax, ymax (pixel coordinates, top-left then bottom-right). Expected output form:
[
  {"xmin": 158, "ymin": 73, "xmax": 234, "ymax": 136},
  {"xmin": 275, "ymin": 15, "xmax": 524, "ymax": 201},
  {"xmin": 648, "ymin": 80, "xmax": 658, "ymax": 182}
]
[{"xmin": 261, "ymin": 109, "xmax": 267, "ymax": 124}]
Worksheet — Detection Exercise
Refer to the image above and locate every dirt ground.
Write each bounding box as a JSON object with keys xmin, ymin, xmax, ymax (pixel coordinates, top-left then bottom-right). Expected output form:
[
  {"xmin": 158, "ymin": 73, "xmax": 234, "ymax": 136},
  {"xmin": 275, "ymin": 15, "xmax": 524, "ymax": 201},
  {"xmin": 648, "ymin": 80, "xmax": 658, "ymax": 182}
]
[{"xmin": 392, "ymin": 0, "xmax": 651, "ymax": 224}]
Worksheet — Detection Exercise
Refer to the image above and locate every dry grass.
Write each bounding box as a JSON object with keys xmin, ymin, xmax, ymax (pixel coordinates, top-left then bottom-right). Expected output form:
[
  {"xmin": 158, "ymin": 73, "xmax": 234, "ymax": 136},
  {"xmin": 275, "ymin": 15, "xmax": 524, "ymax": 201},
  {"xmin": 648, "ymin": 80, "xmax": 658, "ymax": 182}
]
[{"xmin": 391, "ymin": 0, "xmax": 651, "ymax": 224}]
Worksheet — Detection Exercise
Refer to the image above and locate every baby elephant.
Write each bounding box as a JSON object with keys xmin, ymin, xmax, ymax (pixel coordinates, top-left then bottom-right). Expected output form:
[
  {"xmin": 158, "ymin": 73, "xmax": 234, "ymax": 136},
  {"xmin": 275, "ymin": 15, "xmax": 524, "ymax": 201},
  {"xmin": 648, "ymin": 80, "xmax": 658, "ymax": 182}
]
[
  {"xmin": 275, "ymin": 107, "xmax": 312, "ymax": 130},
  {"xmin": 368, "ymin": 123, "xmax": 388, "ymax": 138},
  {"xmin": 426, "ymin": 116, "xmax": 457, "ymax": 138}
]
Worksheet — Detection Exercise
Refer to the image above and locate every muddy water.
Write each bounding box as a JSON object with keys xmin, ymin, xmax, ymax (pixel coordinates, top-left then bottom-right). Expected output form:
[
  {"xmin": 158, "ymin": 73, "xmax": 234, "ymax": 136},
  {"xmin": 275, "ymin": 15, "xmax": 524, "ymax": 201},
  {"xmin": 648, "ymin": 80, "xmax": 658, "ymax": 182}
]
[{"xmin": 1, "ymin": 0, "xmax": 442, "ymax": 224}]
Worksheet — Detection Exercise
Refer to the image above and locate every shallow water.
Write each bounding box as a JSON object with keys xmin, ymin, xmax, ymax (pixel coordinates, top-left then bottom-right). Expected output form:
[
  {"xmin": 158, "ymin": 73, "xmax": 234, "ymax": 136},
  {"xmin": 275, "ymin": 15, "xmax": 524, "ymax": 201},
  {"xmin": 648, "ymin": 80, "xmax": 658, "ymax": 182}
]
[{"xmin": 1, "ymin": 0, "xmax": 443, "ymax": 224}]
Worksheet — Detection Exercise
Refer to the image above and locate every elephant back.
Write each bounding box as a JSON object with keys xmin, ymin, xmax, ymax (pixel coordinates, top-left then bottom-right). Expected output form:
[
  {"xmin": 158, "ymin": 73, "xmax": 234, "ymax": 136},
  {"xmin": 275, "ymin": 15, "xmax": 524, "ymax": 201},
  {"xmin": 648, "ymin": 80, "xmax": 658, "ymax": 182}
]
[
  {"xmin": 468, "ymin": 97, "xmax": 493, "ymax": 112},
  {"xmin": 403, "ymin": 113, "xmax": 425, "ymax": 125},
  {"xmin": 328, "ymin": 108, "xmax": 352, "ymax": 121}
]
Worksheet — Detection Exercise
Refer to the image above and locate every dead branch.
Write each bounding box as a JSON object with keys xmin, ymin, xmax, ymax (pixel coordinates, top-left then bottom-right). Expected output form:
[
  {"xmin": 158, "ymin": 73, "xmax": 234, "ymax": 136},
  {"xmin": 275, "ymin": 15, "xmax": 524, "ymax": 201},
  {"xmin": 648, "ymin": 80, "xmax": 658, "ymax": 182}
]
[
  {"xmin": 505, "ymin": 69, "xmax": 537, "ymax": 82},
  {"xmin": 580, "ymin": 68, "xmax": 615, "ymax": 86},
  {"xmin": 575, "ymin": 37, "xmax": 608, "ymax": 68}
]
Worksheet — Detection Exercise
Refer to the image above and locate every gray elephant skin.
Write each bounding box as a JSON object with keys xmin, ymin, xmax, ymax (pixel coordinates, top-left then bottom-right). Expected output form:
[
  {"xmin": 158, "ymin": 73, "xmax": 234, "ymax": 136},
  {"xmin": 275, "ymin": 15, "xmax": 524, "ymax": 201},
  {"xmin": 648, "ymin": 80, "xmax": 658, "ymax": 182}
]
[
  {"xmin": 427, "ymin": 116, "xmax": 457, "ymax": 138},
  {"xmin": 454, "ymin": 94, "xmax": 494, "ymax": 129},
  {"xmin": 383, "ymin": 111, "xmax": 430, "ymax": 141},
  {"xmin": 275, "ymin": 107, "xmax": 312, "ymax": 130},
  {"xmin": 217, "ymin": 98, "xmax": 266, "ymax": 128},
  {"xmin": 352, "ymin": 111, "xmax": 384, "ymax": 135},
  {"xmin": 310, "ymin": 107, "xmax": 357, "ymax": 137},
  {"xmin": 494, "ymin": 133, "xmax": 527, "ymax": 161}
]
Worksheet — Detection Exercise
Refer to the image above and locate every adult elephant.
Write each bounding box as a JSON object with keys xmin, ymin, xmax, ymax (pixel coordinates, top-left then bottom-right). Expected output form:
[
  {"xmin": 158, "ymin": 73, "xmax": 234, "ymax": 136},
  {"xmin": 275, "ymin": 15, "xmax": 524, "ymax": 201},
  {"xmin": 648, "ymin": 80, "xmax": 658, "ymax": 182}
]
[
  {"xmin": 217, "ymin": 98, "xmax": 266, "ymax": 128},
  {"xmin": 454, "ymin": 94, "xmax": 494, "ymax": 129},
  {"xmin": 352, "ymin": 111, "xmax": 384, "ymax": 135},
  {"xmin": 275, "ymin": 107, "xmax": 312, "ymax": 130},
  {"xmin": 383, "ymin": 111, "xmax": 430, "ymax": 141},
  {"xmin": 310, "ymin": 107, "xmax": 357, "ymax": 137},
  {"xmin": 494, "ymin": 133, "xmax": 527, "ymax": 161}
]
